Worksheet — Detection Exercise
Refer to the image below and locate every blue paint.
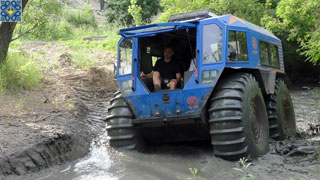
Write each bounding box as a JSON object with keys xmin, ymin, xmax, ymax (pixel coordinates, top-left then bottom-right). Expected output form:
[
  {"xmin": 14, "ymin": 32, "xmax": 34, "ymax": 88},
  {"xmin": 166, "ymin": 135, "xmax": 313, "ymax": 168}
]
[{"xmin": 116, "ymin": 14, "xmax": 283, "ymax": 120}]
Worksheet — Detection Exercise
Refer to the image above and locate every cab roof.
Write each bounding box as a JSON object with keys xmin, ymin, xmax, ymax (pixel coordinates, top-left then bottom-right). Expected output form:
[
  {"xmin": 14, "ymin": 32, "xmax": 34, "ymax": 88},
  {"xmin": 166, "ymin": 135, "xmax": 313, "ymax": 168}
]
[{"xmin": 216, "ymin": 14, "xmax": 279, "ymax": 40}]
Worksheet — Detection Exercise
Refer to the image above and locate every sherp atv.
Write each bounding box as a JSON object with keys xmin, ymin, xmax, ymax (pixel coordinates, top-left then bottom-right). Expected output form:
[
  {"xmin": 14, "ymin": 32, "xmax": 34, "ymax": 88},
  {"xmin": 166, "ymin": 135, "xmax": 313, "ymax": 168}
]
[{"xmin": 106, "ymin": 9, "xmax": 296, "ymax": 160}]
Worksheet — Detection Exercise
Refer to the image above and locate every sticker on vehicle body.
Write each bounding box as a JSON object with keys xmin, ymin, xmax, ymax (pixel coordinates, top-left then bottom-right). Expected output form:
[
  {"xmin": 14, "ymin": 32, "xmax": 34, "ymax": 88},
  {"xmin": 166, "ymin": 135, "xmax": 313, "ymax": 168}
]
[{"xmin": 187, "ymin": 96, "xmax": 199, "ymax": 109}]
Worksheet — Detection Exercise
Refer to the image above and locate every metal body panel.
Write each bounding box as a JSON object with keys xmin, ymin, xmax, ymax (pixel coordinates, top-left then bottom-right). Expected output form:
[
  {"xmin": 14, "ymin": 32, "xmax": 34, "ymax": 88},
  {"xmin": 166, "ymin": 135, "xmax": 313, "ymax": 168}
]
[{"xmin": 116, "ymin": 13, "xmax": 286, "ymax": 123}]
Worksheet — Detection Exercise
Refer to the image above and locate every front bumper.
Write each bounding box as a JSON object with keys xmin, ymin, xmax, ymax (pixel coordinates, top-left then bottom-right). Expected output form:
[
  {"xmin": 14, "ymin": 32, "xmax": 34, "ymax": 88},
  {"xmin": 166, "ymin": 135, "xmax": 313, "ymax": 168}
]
[{"xmin": 132, "ymin": 114, "xmax": 203, "ymax": 127}]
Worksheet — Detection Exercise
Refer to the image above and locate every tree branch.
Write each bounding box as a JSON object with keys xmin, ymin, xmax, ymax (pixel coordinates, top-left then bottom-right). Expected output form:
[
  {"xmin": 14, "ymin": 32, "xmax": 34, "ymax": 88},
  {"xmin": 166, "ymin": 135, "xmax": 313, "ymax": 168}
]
[{"xmin": 10, "ymin": 22, "xmax": 43, "ymax": 42}]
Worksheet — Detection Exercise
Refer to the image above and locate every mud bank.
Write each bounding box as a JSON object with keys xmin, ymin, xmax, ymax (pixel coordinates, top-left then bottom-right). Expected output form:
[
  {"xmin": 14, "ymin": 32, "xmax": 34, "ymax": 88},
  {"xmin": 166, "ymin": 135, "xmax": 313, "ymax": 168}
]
[
  {"xmin": 0, "ymin": 132, "xmax": 91, "ymax": 176},
  {"xmin": 0, "ymin": 99, "xmax": 104, "ymax": 177},
  {"xmin": 0, "ymin": 65, "xmax": 116, "ymax": 178}
]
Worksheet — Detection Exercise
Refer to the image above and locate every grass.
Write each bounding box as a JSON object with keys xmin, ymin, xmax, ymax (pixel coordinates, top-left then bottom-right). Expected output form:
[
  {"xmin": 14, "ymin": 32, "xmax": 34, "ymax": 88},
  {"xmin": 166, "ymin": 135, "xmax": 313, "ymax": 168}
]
[
  {"xmin": 183, "ymin": 167, "xmax": 199, "ymax": 180},
  {"xmin": 233, "ymin": 158, "xmax": 256, "ymax": 180},
  {"xmin": 1, "ymin": 1, "xmax": 121, "ymax": 92},
  {"xmin": 71, "ymin": 49, "xmax": 95, "ymax": 70},
  {"xmin": 61, "ymin": 23, "xmax": 122, "ymax": 55},
  {"xmin": 65, "ymin": 6, "xmax": 97, "ymax": 27},
  {"xmin": 15, "ymin": 0, "xmax": 121, "ymax": 55},
  {"xmin": 0, "ymin": 51, "xmax": 42, "ymax": 93},
  {"xmin": 16, "ymin": 18, "xmax": 74, "ymax": 41}
]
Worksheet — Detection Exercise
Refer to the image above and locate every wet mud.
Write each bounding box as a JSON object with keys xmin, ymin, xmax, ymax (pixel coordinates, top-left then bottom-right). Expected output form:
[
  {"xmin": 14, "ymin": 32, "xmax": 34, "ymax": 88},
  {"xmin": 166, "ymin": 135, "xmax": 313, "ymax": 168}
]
[
  {"xmin": 3, "ymin": 87, "xmax": 320, "ymax": 180},
  {"xmin": 0, "ymin": 64, "xmax": 116, "ymax": 177}
]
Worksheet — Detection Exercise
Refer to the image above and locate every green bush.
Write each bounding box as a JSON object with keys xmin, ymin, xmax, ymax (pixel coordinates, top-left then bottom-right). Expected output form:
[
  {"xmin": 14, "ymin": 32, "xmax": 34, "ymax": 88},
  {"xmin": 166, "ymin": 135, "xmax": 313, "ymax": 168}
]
[
  {"xmin": 17, "ymin": 18, "xmax": 74, "ymax": 41},
  {"xmin": 104, "ymin": 0, "xmax": 160, "ymax": 25},
  {"xmin": 0, "ymin": 52, "xmax": 42, "ymax": 92},
  {"xmin": 14, "ymin": 0, "xmax": 64, "ymax": 40},
  {"xmin": 62, "ymin": 23, "xmax": 122, "ymax": 55},
  {"xmin": 14, "ymin": 1, "xmax": 96, "ymax": 41},
  {"xmin": 71, "ymin": 50, "xmax": 95, "ymax": 70},
  {"xmin": 65, "ymin": 6, "xmax": 97, "ymax": 27},
  {"xmin": 42, "ymin": 19, "xmax": 74, "ymax": 40},
  {"xmin": 0, "ymin": 73, "xmax": 5, "ymax": 93}
]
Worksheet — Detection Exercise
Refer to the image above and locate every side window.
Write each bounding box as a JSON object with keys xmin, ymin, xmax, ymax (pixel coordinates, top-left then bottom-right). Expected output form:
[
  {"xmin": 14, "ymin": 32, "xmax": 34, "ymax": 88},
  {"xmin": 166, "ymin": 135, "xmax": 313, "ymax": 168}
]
[
  {"xmin": 119, "ymin": 38, "xmax": 133, "ymax": 75},
  {"xmin": 259, "ymin": 41, "xmax": 269, "ymax": 65},
  {"xmin": 270, "ymin": 45, "xmax": 279, "ymax": 67},
  {"xmin": 259, "ymin": 41, "xmax": 280, "ymax": 68},
  {"xmin": 228, "ymin": 31, "xmax": 248, "ymax": 61},
  {"xmin": 202, "ymin": 24, "xmax": 223, "ymax": 64}
]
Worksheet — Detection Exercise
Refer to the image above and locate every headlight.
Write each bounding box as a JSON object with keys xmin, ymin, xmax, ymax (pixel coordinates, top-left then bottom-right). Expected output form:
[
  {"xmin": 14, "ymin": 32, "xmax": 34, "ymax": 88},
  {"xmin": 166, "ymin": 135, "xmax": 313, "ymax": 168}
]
[
  {"xmin": 120, "ymin": 80, "xmax": 133, "ymax": 95},
  {"xmin": 201, "ymin": 70, "xmax": 218, "ymax": 85}
]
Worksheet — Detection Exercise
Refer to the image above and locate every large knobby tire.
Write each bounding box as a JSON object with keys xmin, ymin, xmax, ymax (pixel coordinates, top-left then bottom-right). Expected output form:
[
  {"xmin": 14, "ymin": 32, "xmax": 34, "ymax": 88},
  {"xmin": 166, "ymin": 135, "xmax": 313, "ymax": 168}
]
[
  {"xmin": 266, "ymin": 80, "xmax": 296, "ymax": 140},
  {"xmin": 209, "ymin": 73, "xmax": 269, "ymax": 160},
  {"xmin": 106, "ymin": 91, "xmax": 137, "ymax": 149}
]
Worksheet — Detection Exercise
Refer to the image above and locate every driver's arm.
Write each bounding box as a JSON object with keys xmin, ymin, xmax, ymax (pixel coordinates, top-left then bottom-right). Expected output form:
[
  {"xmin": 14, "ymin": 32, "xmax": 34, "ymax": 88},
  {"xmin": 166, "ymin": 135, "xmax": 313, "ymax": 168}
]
[{"xmin": 175, "ymin": 73, "xmax": 181, "ymax": 82}]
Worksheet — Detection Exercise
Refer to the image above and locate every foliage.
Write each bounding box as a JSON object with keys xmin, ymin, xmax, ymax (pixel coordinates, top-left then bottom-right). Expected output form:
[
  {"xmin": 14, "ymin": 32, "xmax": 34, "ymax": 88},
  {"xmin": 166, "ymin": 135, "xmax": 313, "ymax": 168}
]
[
  {"xmin": 65, "ymin": 6, "xmax": 97, "ymax": 27},
  {"xmin": 14, "ymin": 0, "xmax": 63, "ymax": 40},
  {"xmin": 29, "ymin": 19, "xmax": 73, "ymax": 40},
  {"xmin": 233, "ymin": 158, "xmax": 256, "ymax": 180},
  {"xmin": 157, "ymin": 0, "xmax": 320, "ymax": 81},
  {"xmin": 157, "ymin": 0, "xmax": 210, "ymax": 23},
  {"xmin": 212, "ymin": 0, "xmax": 266, "ymax": 25},
  {"xmin": 157, "ymin": 0, "xmax": 266, "ymax": 24},
  {"xmin": 263, "ymin": 0, "xmax": 320, "ymax": 64},
  {"xmin": 183, "ymin": 167, "xmax": 199, "ymax": 180},
  {"xmin": 61, "ymin": 23, "xmax": 122, "ymax": 55},
  {"xmin": 128, "ymin": 0, "xmax": 143, "ymax": 25},
  {"xmin": 0, "ymin": 46, "xmax": 42, "ymax": 92},
  {"xmin": 71, "ymin": 50, "xmax": 95, "ymax": 70},
  {"xmin": 301, "ymin": 29, "xmax": 320, "ymax": 65},
  {"xmin": 104, "ymin": 0, "xmax": 160, "ymax": 25},
  {"xmin": 14, "ymin": 0, "xmax": 96, "ymax": 41}
]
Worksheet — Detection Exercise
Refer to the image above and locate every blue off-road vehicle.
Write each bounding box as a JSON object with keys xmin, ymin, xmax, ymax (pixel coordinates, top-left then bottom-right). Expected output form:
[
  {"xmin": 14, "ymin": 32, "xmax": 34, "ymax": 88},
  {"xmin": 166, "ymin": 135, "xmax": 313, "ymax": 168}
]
[{"xmin": 106, "ymin": 9, "xmax": 296, "ymax": 159}]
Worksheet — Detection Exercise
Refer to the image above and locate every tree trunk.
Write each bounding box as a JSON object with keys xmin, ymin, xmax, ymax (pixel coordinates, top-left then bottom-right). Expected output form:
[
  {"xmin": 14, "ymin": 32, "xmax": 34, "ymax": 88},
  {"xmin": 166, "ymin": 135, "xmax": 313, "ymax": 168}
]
[{"xmin": 0, "ymin": 0, "xmax": 28, "ymax": 63}]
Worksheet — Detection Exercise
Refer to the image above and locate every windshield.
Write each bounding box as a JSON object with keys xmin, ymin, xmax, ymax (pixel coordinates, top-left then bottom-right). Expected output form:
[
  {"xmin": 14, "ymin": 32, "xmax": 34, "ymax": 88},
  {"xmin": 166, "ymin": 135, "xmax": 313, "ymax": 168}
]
[{"xmin": 119, "ymin": 38, "xmax": 133, "ymax": 75}]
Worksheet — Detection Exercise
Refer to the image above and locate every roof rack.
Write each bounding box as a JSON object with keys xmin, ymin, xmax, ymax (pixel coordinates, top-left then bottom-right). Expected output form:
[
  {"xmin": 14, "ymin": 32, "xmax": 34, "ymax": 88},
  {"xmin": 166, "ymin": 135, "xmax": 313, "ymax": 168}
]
[{"xmin": 168, "ymin": 9, "xmax": 221, "ymax": 23}]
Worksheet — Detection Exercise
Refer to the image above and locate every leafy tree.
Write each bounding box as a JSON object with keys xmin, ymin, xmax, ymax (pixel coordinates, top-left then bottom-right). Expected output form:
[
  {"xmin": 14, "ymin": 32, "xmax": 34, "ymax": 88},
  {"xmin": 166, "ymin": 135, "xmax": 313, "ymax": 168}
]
[
  {"xmin": 128, "ymin": 0, "xmax": 143, "ymax": 25},
  {"xmin": 157, "ymin": 0, "xmax": 267, "ymax": 25},
  {"xmin": 157, "ymin": 0, "xmax": 210, "ymax": 23},
  {"xmin": 301, "ymin": 30, "xmax": 320, "ymax": 64},
  {"xmin": 263, "ymin": 0, "xmax": 320, "ymax": 64},
  {"xmin": 211, "ymin": 0, "xmax": 266, "ymax": 25},
  {"xmin": 104, "ymin": 0, "xmax": 160, "ymax": 25},
  {"xmin": 0, "ymin": 0, "xmax": 29, "ymax": 62},
  {"xmin": 14, "ymin": 0, "xmax": 66, "ymax": 40}
]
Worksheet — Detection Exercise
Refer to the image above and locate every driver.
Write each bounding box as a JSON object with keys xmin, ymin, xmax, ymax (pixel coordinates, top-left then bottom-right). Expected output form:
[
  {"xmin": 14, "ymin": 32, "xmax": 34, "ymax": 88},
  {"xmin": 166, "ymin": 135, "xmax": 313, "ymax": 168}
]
[{"xmin": 141, "ymin": 46, "xmax": 181, "ymax": 91}]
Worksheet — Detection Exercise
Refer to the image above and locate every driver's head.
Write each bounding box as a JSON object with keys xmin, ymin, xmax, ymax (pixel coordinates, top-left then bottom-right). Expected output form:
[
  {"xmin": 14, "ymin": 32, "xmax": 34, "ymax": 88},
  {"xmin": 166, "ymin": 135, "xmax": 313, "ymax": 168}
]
[{"xmin": 163, "ymin": 46, "xmax": 174, "ymax": 61}]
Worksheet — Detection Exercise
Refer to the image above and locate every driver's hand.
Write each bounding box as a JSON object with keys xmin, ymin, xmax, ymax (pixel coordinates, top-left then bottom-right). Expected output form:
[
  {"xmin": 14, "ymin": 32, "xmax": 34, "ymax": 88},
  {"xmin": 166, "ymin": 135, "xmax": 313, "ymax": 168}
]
[
  {"xmin": 170, "ymin": 79, "xmax": 177, "ymax": 83},
  {"xmin": 167, "ymin": 79, "xmax": 177, "ymax": 87}
]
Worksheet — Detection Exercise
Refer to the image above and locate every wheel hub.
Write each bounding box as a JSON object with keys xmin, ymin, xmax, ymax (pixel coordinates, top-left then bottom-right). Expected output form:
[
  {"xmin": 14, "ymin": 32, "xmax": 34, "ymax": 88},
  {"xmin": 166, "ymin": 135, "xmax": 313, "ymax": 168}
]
[{"xmin": 251, "ymin": 97, "xmax": 262, "ymax": 144}]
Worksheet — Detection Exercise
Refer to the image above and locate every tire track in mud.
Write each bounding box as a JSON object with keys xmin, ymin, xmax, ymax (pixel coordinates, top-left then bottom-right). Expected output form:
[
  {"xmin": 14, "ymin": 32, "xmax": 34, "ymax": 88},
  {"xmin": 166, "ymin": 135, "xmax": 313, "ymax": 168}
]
[
  {"xmin": 0, "ymin": 68, "xmax": 116, "ymax": 178},
  {"xmin": 62, "ymin": 71, "xmax": 114, "ymax": 129}
]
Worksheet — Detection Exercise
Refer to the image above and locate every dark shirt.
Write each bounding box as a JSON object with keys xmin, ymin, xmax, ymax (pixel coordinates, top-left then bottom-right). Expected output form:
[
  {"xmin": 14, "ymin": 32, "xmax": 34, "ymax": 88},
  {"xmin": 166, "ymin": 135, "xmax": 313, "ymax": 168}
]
[{"xmin": 153, "ymin": 59, "xmax": 181, "ymax": 80}]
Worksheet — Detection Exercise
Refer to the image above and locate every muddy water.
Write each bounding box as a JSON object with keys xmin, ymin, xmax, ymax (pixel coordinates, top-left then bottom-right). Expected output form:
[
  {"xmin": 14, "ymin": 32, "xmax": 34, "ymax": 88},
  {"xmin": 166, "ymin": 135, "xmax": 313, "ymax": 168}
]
[
  {"xmin": 17, "ymin": 137, "xmax": 239, "ymax": 180},
  {"xmin": 7, "ymin": 89, "xmax": 320, "ymax": 180}
]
